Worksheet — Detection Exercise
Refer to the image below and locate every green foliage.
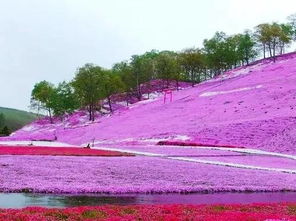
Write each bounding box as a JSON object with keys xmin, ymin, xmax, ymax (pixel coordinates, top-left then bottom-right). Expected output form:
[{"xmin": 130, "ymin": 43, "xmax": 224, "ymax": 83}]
[
  {"xmin": 211, "ymin": 205, "xmax": 227, "ymax": 212},
  {"xmin": 236, "ymin": 31, "xmax": 258, "ymax": 65},
  {"xmin": 1, "ymin": 126, "xmax": 10, "ymax": 136},
  {"xmin": 130, "ymin": 50, "xmax": 159, "ymax": 99},
  {"xmin": 179, "ymin": 48, "xmax": 205, "ymax": 85},
  {"xmin": 288, "ymin": 13, "xmax": 296, "ymax": 40},
  {"xmin": 121, "ymin": 208, "xmax": 137, "ymax": 215},
  {"xmin": 81, "ymin": 210, "xmax": 107, "ymax": 219},
  {"xmin": 72, "ymin": 64, "xmax": 105, "ymax": 121},
  {"xmin": 31, "ymin": 81, "xmax": 55, "ymax": 104},
  {"xmin": 203, "ymin": 32, "xmax": 232, "ymax": 74},
  {"xmin": 31, "ymin": 81, "xmax": 56, "ymax": 122},
  {"xmin": 101, "ymin": 70, "xmax": 125, "ymax": 112},
  {"xmin": 288, "ymin": 205, "xmax": 296, "ymax": 215},
  {"xmin": 51, "ymin": 81, "xmax": 80, "ymax": 117},
  {"xmin": 255, "ymin": 22, "xmax": 293, "ymax": 59},
  {"xmin": 29, "ymin": 13, "xmax": 296, "ymax": 122},
  {"xmin": 113, "ymin": 61, "xmax": 135, "ymax": 92},
  {"xmin": 0, "ymin": 113, "xmax": 5, "ymax": 128},
  {"xmin": 44, "ymin": 211, "xmax": 69, "ymax": 220},
  {"xmin": 155, "ymin": 51, "xmax": 180, "ymax": 88},
  {"xmin": 31, "ymin": 80, "xmax": 79, "ymax": 121}
]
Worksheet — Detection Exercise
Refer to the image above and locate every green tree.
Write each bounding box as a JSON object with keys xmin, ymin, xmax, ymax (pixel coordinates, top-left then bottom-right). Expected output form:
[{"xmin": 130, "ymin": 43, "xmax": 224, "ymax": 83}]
[
  {"xmin": 237, "ymin": 31, "xmax": 258, "ymax": 65},
  {"xmin": 288, "ymin": 13, "xmax": 296, "ymax": 40},
  {"xmin": 155, "ymin": 51, "xmax": 180, "ymax": 89},
  {"xmin": 31, "ymin": 81, "xmax": 55, "ymax": 123},
  {"xmin": 101, "ymin": 70, "xmax": 125, "ymax": 112},
  {"xmin": 130, "ymin": 50, "xmax": 159, "ymax": 100},
  {"xmin": 113, "ymin": 61, "xmax": 135, "ymax": 105},
  {"xmin": 130, "ymin": 55, "xmax": 145, "ymax": 100},
  {"xmin": 255, "ymin": 23, "xmax": 270, "ymax": 59},
  {"xmin": 179, "ymin": 48, "xmax": 205, "ymax": 86},
  {"xmin": 51, "ymin": 81, "xmax": 80, "ymax": 118},
  {"xmin": 279, "ymin": 23, "xmax": 293, "ymax": 54},
  {"xmin": 72, "ymin": 64, "xmax": 105, "ymax": 121},
  {"xmin": 255, "ymin": 23, "xmax": 292, "ymax": 60},
  {"xmin": 140, "ymin": 50, "xmax": 159, "ymax": 97},
  {"xmin": 203, "ymin": 32, "xmax": 230, "ymax": 75}
]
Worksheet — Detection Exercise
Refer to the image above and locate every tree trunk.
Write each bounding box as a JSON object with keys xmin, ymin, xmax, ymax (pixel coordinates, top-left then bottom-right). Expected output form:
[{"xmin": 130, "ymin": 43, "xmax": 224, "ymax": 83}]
[
  {"xmin": 191, "ymin": 70, "xmax": 195, "ymax": 87},
  {"xmin": 91, "ymin": 104, "xmax": 95, "ymax": 122},
  {"xmin": 48, "ymin": 108, "xmax": 53, "ymax": 124},
  {"xmin": 138, "ymin": 86, "xmax": 141, "ymax": 100},
  {"xmin": 126, "ymin": 92, "xmax": 129, "ymax": 106},
  {"xmin": 272, "ymin": 41, "xmax": 276, "ymax": 62},
  {"xmin": 136, "ymin": 73, "xmax": 141, "ymax": 101},
  {"xmin": 107, "ymin": 96, "xmax": 112, "ymax": 113},
  {"xmin": 88, "ymin": 105, "xmax": 92, "ymax": 121},
  {"xmin": 268, "ymin": 44, "xmax": 272, "ymax": 58}
]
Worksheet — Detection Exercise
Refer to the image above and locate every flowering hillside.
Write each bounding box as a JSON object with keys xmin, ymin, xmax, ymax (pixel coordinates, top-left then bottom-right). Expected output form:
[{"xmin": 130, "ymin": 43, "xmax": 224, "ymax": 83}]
[
  {"xmin": 0, "ymin": 54, "xmax": 296, "ymax": 195},
  {"xmin": 5, "ymin": 52, "xmax": 296, "ymax": 154}
]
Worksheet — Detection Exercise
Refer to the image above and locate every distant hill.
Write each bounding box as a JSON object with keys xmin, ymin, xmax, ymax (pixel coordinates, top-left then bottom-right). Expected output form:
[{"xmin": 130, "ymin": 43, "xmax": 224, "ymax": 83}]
[{"xmin": 0, "ymin": 107, "xmax": 38, "ymax": 132}]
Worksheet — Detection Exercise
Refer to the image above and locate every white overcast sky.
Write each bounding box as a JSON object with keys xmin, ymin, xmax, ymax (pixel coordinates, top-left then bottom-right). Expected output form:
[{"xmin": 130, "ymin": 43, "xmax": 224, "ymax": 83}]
[{"xmin": 0, "ymin": 0, "xmax": 295, "ymax": 111}]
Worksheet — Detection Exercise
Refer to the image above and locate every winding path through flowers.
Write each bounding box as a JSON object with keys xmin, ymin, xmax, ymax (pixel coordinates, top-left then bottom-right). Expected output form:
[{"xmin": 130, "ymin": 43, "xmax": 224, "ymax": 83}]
[{"xmin": 92, "ymin": 144, "xmax": 296, "ymax": 174}]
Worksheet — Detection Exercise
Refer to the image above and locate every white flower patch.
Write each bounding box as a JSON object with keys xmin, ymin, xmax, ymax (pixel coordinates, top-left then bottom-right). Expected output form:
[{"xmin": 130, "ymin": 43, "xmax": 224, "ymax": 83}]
[
  {"xmin": 207, "ymin": 62, "xmax": 267, "ymax": 83},
  {"xmin": 116, "ymin": 101, "xmax": 128, "ymax": 106},
  {"xmin": 143, "ymin": 92, "xmax": 162, "ymax": 100},
  {"xmin": 200, "ymin": 85, "xmax": 263, "ymax": 97},
  {"xmin": 21, "ymin": 125, "xmax": 36, "ymax": 132},
  {"xmin": 140, "ymin": 135, "xmax": 191, "ymax": 143},
  {"xmin": 174, "ymin": 135, "xmax": 191, "ymax": 141}
]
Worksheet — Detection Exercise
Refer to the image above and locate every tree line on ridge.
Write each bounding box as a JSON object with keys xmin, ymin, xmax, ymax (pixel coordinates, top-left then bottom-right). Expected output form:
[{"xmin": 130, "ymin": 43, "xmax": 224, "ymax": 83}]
[{"xmin": 31, "ymin": 14, "xmax": 296, "ymax": 122}]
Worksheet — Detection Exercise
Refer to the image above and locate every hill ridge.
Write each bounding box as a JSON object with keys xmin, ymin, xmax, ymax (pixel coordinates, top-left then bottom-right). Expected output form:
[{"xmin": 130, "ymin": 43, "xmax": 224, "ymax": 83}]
[{"xmin": 0, "ymin": 107, "xmax": 38, "ymax": 132}]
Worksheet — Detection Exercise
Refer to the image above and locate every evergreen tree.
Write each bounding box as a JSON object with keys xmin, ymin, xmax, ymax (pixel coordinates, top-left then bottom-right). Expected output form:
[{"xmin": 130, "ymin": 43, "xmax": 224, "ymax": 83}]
[
  {"xmin": 1, "ymin": 126, "xmax": 10, "ymax": 136},
  {"xmin": 0, "ymin": 113, "xmax": 5, "ymax": 128}
]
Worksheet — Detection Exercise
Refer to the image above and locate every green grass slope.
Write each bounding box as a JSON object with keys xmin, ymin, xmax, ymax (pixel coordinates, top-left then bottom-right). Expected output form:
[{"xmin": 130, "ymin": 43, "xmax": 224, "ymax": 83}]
[{"xmin": 0, "ymin": 107, "xmax": 38, "ymax": 132}]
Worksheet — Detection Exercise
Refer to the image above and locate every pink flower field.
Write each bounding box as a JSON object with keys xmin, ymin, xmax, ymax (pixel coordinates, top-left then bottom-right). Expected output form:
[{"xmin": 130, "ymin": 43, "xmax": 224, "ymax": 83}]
[
  {"xmin": 0, "ymin": 155, "xmax": 295, "ymax": 194},
  {"xmin": 1, "ymin": 53, "xmax": 296, "ymax": 196},
  {"xmin": 2, "ymin": 3, "xmax": 296, "ymax": 220}
]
